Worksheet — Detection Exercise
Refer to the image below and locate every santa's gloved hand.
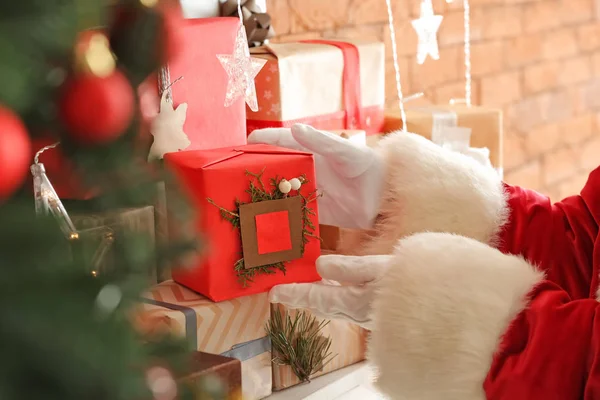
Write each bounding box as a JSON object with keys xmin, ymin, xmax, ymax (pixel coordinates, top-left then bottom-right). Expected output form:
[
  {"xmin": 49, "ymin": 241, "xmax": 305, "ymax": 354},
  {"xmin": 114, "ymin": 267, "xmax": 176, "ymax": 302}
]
[
  {"xmin": 269, "ymin": 254, "xmax": 392, "ymax": 330},
  {"xmin": 248, "ymin": 124, "xmax": 385, "ymax": 230}
]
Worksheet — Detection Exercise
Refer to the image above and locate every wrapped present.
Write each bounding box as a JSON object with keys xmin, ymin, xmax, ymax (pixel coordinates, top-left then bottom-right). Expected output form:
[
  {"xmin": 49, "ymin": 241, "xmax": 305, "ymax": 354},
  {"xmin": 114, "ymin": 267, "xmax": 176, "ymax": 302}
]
[
  {"xmin": 164, "ymin": 144, "xmax": 321, "ymax": 301},
  {"xmin": 135, "ymin": 280, "xmax": 271, "ymax": 400},
  {"xmin": 180, "ymin": 0, "xmax": 220, "ymax": 18},
  {"xmin": 139, "ymin": 17, "xmax": 247, "ymax": 153},
  {"xmin": 383, "ymin": 105, "xmax": 503, "ymax": 172},
  {"xmin": 246, "ymin": 40, "xmax": 385, "ymax": 135},
  {"xmin": 268, "ymin": 304, "xmax": 368, "ymax": 391},
  {"xmin": 180, "ymin": 352, "xmax": 242, "ymax": 399},
  {"xmin": 69, "ymin": 206, "xmax": 157, "ymax": 282}
]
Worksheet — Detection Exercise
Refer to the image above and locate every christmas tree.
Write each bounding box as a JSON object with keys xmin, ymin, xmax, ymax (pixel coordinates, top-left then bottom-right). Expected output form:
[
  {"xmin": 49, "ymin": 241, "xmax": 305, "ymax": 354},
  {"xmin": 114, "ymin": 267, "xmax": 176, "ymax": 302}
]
[{"xmin": 0, "ymin": 1, "xmax": 207, "ymax": 398}]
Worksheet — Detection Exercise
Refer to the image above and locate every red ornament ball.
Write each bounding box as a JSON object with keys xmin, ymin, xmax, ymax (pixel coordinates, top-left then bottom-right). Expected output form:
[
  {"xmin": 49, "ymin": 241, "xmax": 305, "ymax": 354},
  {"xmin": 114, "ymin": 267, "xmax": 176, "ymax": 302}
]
[
  {"xmin": 0, "ymin": 106, "xmax": 31, "ymax": 199},
  {"xmin": 59, "ymin": 70, "xmax": 134, "ymax": 146}
]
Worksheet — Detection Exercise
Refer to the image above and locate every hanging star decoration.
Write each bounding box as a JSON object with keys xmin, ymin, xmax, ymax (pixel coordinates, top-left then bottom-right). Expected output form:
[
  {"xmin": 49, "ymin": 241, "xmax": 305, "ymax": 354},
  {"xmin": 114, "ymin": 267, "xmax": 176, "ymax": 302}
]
[
  {"xmin": 411, "ymin": 0, "xmax": 443, "ymax": 65},
  {"xmin": 217, "ymin": 23, "xmax": 267, "ymax": 111},
  {"xmin": 148, "ymin": 90, "xmax": 191, "ymax": 162}
]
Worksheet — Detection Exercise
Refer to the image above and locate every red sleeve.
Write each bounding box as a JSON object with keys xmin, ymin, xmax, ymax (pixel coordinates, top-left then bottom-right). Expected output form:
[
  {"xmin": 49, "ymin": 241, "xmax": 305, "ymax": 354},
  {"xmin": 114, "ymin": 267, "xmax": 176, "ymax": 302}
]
[{"xmin": 498, "ymin": 168, "xmax": 600, "ymax": 300}]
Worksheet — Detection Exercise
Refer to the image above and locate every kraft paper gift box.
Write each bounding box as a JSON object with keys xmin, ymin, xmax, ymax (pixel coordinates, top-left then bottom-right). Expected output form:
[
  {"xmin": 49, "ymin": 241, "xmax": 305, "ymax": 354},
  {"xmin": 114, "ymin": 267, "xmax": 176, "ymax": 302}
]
[
  {"xmin": 180, "ymin": 352, "xmax": 242, "ymax": 399},
  {"xmin": 69, "ymin": 206, "xmax": 157, "ymax": 282},
  {"xmin": 139, "ymin": 17, "xmax": 247, "ymax": 152},
  {"xmin": 246, "ymin": 40, "xmax": 385, "ymax": 135},
  {"xmin": 164, "ymin": 144, "xmax": 321, "ymax": 301},
  {"xmin": 136, "ymin": 280, "xmax": 271, "ymax": 400},
  {"xmin": 270, "ymin": 303, "xmax": 368, "ymax": 391},
  {"xmin": 383, "ymin": 105, "xmax": 503, "ymax": 172}
]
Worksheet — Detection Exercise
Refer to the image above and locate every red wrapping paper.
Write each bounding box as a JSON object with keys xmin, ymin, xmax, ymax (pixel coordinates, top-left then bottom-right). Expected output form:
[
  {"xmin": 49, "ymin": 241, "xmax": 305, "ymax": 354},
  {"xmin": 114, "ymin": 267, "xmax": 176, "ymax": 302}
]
[
  {"xmin": 139, "ymin": 17, "xmax": 247, "ymax": 151},
  {"xmin": 164, "ymin": 144, "xmax": 321, "ymax": 301}
]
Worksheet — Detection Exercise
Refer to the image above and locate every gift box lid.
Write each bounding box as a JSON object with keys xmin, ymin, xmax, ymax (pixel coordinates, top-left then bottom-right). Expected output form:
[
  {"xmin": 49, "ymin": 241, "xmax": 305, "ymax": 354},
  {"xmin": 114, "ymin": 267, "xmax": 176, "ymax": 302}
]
[{"xmin": 165, "ymin": 144, "xmax": 312, "ymax": 169}]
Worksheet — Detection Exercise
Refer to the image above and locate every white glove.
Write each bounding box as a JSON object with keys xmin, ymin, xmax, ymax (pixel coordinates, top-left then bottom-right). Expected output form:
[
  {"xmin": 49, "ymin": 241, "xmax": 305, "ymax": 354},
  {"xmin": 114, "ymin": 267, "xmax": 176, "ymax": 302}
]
[
  {"xmin": 269, "ymin": 254, "xmax": 392, "ymax": 330},
  {"xmin": 248, "ymin": 124, "xmax": 385, "ymax": 229}
]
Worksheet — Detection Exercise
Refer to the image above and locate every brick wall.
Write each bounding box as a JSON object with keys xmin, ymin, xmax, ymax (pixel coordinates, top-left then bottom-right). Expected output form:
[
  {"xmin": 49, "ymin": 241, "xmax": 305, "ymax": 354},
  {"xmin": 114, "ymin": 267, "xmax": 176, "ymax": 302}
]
[{"xmin": 267, "ymin": 0, "xmax": 600, "ymax": 199}]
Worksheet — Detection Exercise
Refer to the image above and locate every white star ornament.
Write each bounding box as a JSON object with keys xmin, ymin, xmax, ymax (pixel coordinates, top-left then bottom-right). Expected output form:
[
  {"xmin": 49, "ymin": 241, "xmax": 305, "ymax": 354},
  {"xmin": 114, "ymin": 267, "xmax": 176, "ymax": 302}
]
[
  {"xmin": 217, "ymin": 24, "xmax": 267, "ymax": 112},
  {"xmin": 411, "ymin": 3, "xmax": 444, "ymax": 65}
]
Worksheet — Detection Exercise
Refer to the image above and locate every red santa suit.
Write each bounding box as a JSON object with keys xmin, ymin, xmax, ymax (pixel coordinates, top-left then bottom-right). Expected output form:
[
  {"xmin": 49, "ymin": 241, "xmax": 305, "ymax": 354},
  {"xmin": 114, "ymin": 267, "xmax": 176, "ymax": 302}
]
[{"xmin": 356, "ymin": 132, "xmax": 600, "ymax": 400}]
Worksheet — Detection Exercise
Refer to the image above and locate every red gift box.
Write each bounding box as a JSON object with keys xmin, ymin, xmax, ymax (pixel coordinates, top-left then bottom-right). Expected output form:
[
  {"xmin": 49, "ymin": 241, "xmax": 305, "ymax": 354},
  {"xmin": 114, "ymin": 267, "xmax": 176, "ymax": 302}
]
[
  {"xmin": 139, "ymin": 17, "xmax": 247, "ymax": 151},
  {"xmin": 164, "ymin": 144, "xmax": 321, "ymax": 301}
]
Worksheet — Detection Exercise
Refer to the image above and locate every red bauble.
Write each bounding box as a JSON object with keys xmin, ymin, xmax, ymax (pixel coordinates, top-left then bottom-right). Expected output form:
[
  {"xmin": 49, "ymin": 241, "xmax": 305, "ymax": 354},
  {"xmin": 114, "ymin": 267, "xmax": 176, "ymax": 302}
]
[
  {"xmin": 59, "ymin": 70, "xmax": 134, "ymax": 146},
  {"xmin": 0, "ymin": 106, "xmax": 31, "ymax": 199}
]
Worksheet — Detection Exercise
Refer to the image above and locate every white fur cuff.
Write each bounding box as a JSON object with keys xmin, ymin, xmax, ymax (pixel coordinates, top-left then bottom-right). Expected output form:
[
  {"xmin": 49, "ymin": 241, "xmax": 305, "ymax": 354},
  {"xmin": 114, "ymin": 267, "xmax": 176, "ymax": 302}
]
[
  {"xmin": 359, "ymin": 132, "xmax": 507, "ymax": 255},
  {"xmin": 368, "ymin": 233, "xmax": 543, "ymax": 400}
]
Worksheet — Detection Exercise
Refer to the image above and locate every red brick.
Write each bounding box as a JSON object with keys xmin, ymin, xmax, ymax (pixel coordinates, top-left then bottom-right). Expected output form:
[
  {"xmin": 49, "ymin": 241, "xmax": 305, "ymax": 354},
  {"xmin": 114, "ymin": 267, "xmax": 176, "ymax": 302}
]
[
  {"xmin": 323, "ymin": 24, "xmax": 385, "ymax": 42},
  {"xmin": 433, "ymin": 79, "xmax": 481, "ymax": 105},
  {"xmin": 542, "ymin": 28, "xmax": 579, "ymax": 60},
  {"xmin": 581, "ymin": 78, "xmax": 600, "ymax": 111},
  {"xmin": 438, "ymin": 10, "xmax": 469, "ymax": 47},
  {"xmin": 577, "ymin": 23, "xmax": 600, "ymax": 52},
  {"xmin": 347, "ymin": 0, "xmax": 390, "ymax": 25},
  {"xmin": 480, "ymin": 71, "xmax": 522, "ymax": 106},
  {"xmin": 505, "ymin": 161, "xmax": 542, "ymax": 190},
  {"xmin": 412, "ymin": 46, "xmax": 461, "ymax": 89},
  {"xmin": 560, "ymin": 114, "xmax": 594, "ymax": 145},
  {"xmin": 383, "ymin": 20, "xmax": 419, "ymax": 59},
  {"xmin": 470, "ymin": 41, "xmax": 505, "ymax": 77},
  {"xmin": 557, "ymin": 172, "xmax": 589, "ymax": 199},
  {"xmin": 524, "ymin": 124, "xmax": 561, "ymax": 156},
  {"xmin": 560, "ymin": 0, "xmax": 594, "ymax": 25},
  {"xmin": 267, "ymin": 0, "xmax": 292, "ymax": 36},
  {"xmin": 505, "ymin": 34, "xmax": 543, "ymax": 68},
  {"xmin": 558, "ymin": 56, "xmax": 592, "ymax": 86},
  {"xmin": 591, "ymin": 51, "xmax": 600, "ymax": 77},
  {"xmin": 385, "ymin": 58, "xmax": 412, "ymax": 103},
  {"xmin": 506, "ymin": 95, "xmax": 545, "ymax": 134},
  {"xmin": 523, "ymin": 1, "xmax": 562, "ymax": 34},
  {"xmin": 523, "ymin": 61, "xmax": 560, "ymax": 94},
  {"xmin": 503, "ymin": 130, "xmax": 528, "ymax": 170},
  {"xmin": 543, "ymin": 146, "xmax": 579, "ymax": 186},
  {"xmin": 567, "ymin": 85, "xmax": 588, "ymax": 115},
  {"xmin": 270, "ymin": 31, "xmax": 322, "ymax": 43},
  {"xmin": 540, "ymin": 90, "xmax": 574, "ymax": 124},
  {"xmin": 579, "ymin": 138, "xmax": 600, "ymax": 171},
  {"xmin": 480, "ymin": 6, "xmax": 523, "ymax": 39},
  {"xmin": 287, "ymin": 0, "xmax": 349, "ymax": 33}
]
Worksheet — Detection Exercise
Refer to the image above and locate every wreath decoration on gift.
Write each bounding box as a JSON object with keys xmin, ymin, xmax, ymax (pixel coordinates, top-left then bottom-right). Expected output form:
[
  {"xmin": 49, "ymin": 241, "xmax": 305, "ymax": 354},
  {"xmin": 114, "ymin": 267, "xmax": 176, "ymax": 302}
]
[{"xmin": 207, "ymin": 169, "xmax": 320, "ymax": 287}]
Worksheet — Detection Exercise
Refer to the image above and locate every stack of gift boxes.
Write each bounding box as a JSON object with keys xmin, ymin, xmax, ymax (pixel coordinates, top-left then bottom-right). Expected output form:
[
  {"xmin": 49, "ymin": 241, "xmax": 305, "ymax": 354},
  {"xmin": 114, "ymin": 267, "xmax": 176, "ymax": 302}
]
[
  {"xmin": 40, "ymin": 4, "xmax": 503, "ymax": 398},
  {"xmin": 134, "ymin": 15, "xmax": 378, "ymax": 399}
]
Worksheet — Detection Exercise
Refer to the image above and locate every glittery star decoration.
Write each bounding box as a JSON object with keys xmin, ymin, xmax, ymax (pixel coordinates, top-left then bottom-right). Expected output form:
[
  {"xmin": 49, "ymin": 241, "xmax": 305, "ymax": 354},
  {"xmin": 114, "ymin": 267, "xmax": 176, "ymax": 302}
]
[
  {"xmin": 411, "ymin": 0, "xmax": 443, "ymax": 65},
  {"xmin": 217, "ymin": 23, "xmax": 267, "ymax": 111}
]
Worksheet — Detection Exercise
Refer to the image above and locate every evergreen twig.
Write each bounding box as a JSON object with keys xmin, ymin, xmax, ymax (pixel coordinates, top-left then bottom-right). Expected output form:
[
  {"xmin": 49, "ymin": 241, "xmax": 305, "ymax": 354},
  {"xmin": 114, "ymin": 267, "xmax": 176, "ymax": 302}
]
[
  {"xmin": 266, "ymin": 308, "xmax": 336, "ymax": 383},
  {"xmin": 206, "ymin": 170, "xmax": 320, "ymax": 286}
]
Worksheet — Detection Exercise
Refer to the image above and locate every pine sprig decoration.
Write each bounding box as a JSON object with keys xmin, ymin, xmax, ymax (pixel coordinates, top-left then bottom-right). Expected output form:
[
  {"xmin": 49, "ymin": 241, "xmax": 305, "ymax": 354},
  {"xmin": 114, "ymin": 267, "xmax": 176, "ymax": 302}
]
[
  {"xmin": 266, "ymin": 308, "xmax": 336, "ymax": 383},
  {"xmin": 207, "ymin": 169, "xmax": 320, "ymax": 287}
]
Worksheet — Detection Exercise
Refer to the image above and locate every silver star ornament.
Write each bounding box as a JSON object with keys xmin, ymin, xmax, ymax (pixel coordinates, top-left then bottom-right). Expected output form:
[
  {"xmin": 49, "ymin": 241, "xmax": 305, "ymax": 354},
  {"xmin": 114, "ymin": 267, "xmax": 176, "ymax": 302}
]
[
  {"xmin": 412, "ymin": 1, "xmax": 443, "ymax": 65},
  {"xmin": 217, "ymin": 23, "xmax": 267, "ymax": 112}
]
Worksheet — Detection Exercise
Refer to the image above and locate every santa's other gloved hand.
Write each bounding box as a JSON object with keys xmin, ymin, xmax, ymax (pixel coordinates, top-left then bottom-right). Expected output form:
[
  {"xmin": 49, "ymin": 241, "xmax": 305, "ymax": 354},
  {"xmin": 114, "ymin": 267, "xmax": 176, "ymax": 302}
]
[
  {"xmin": 268, "ymin": 254, "xmax": 392, "ymax": 330},
  {"xmin": 248, "ymin": 124, "xmax": 385, "ymax": 230}
]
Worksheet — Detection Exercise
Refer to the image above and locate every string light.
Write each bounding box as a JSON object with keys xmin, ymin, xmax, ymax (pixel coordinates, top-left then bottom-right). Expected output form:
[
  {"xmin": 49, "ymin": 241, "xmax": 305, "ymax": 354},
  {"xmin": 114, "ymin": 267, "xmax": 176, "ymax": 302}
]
[{"xmin": 384, "ymin": 0, "xmax": 407, "ymax": 132}]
